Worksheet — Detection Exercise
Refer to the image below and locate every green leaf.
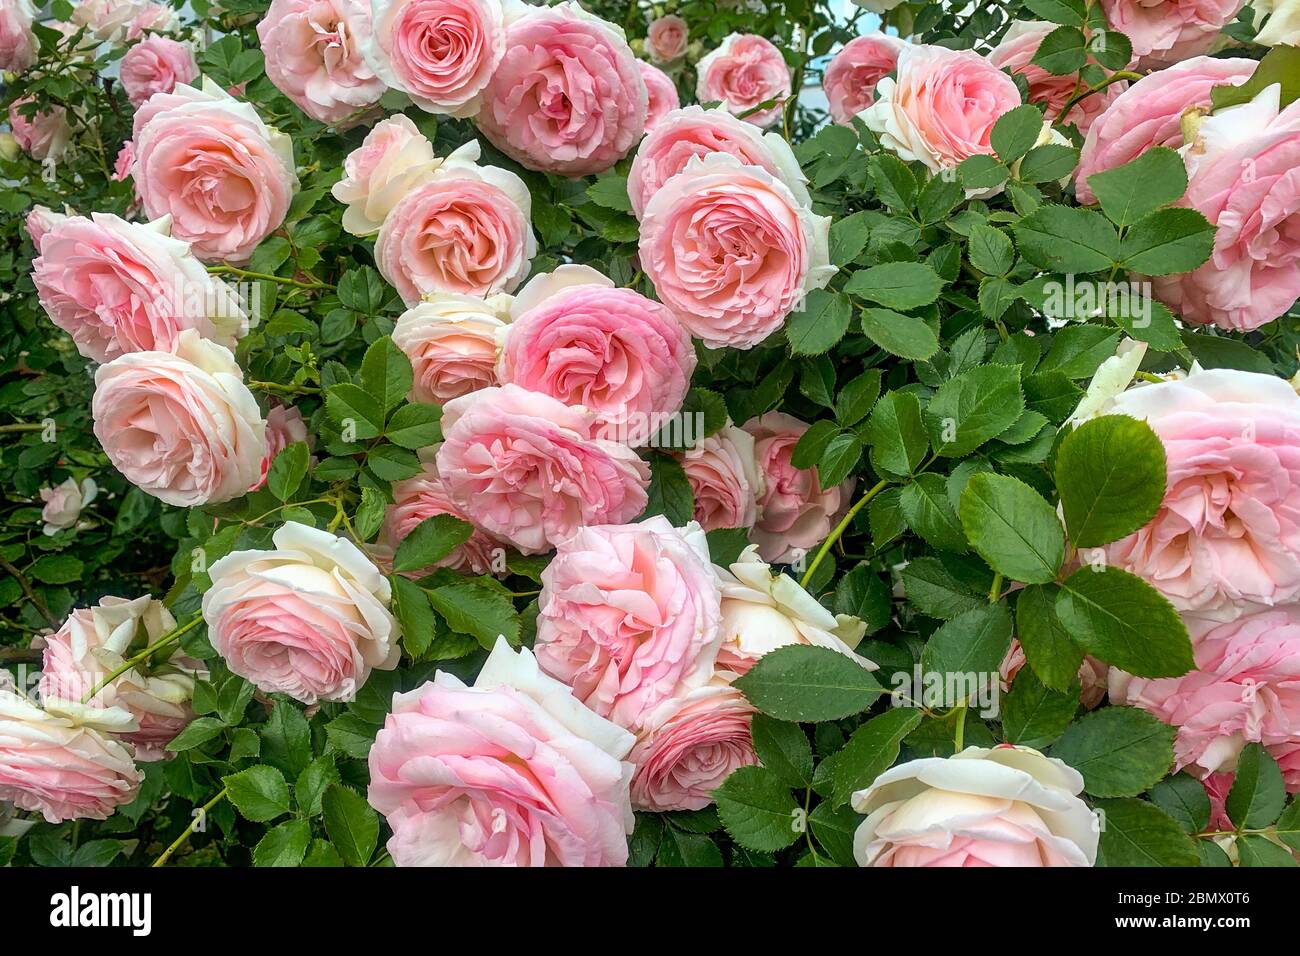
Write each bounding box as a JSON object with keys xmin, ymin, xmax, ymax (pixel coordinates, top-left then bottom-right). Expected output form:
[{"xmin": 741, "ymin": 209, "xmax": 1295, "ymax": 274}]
[
  {"xmin": 1016, "ymin": 144, "xmax": 1079, "ymax": 183},
  {"xmin": 901, "ymin": 473, "xmax": 969, "ymax": 553},
  {"xmin": 786, "ymin": 289, "xmax": 852, "ymax": 356},
  {"xmin": 393, "ymin": 514, "xmax": 475, "ymax": 573},
  {"xmin": 325, "ymin": 713, "xmax": 379, "ymax": 759},
  {"xmin": 1056, "ymin": 567, "xmax": 1194, "ymax": 678},
  {"xmin": 360, "ymin": 336, "xmax": 413, "ymax": 411},
  {"xmin": 713, "ymin": 766, "xmax": 800, "ymax": 852},
  {"xmin": 427, "ymin": 582, "xmax": 520, "ymax": 648},
  {"xmin": 1150, "ymin": 773, "xmax": 1211, "ymax": 834},
  {"xmin": 925, "ymin": 364, "xmax": 1025, "ymax": 457},
  {"xmin": 295, "ymin": 756, "xmax": 340, "ymax": 818},
  {"xmin": 1087, "ymin": 147, "xmax": 1187, "ymax": 226},
  {"xmin": 1056, "ymin": 414, "xmax": 1166, "ymax": 547},
  {"xmin": 259, "ymin": 702, "xmax": 311, "ymax": 778},
  {"xmin": 817, "ymin": 431, "xmax": 863, "ymax": 488},
  {"xmin": 829, "ymin": 210, "xmax": 873, "ymax": 265},
  {"xmin": 1095, "ymin": 798, "xmax": 1198, "ymax": 867},
  {"xmin": 834, "ymin": 564, "xmax": 892, "ymax": 633},
  {"xmin": 1210, "ymin": 44, "xmax": 1300, "ymax": 112},
  {"xmin": 860, "ymin": 308, "xmax": 940, "ymax": 360},
  {"xmin": 657, "ymin": 826, "xmax": 723, "ymax": 867},
  {"xmin": 384, "ymin": 402, "xmax": 442, "ymax": 449},
  {"xmin": 1023, "ymin": 0, "xmax": 1086, "ymax": 26},
  {"xmin": 336, "ymin": 266, "xmax": 387, "ymax": 313},
  {"xmin": 1001, "ymin": 670, "xmax": 1078, "ymax": 749},
  {"xmin": 222, "ymin": 765, "xmax": 292, "ymax": 823},
  {"xmin": 322, "ymin": 785, "xmax": 380, "ymax": 867},
  {"xmin": 1031, "ymin": 24, "xmax": 1087, "ymax": 75},
  {"xmin": 641, "ymin": 454, "xmax": 694, "ymax": 526},
  {"xmin": 809, "ymin": 801, "xmax": 860, "ymax": 866},
  {"xmin": 325, "ymin": 383, "xmax": 384, "ymax": 439},
  {"xmin": 586, "ymin": 171, "xmax": 633, "ymax": 212},
  {"xmin": 750, "ymin": 715, "xmax": 814, "ymax": 789},
  {"xmin": 1015, "ymin": 584, "xmax": 1086, "ymax": 692},
  {"xmin": 844, "ymin": 262, "xmax": 943, "ymax": 310},
  {"xmin": 830, "ymin": 708, "xmax": 924, "ymax": 807},
  {"xmin": 1013, "ymin": 205, "xmax": 1118, "ymax": 273},
  {"xmin": 958, "ymin": 154, "xmax": 1009, "ymax": 191},
  {"xmin": 1051, "ymin": 707, "xmax": 1175, "ymax": 797},
  {"xmin": 900, "ymin": 556, "xmax": 986, "ymax": 619},
  {"xmin": 166, "ymin": 716, "xmax": 226, "ymax": 752},
  {"xmin": 366, "ymin": 444, "xmax": 422, "ymax": 481},
  {"xmin": 1238, "ymin": 834, "xmax": 1299, "ymax": 867},
  {"xmin": 967, "ymin": 224, "xmax": 1015, "ymax": 276},
  {"xmin": 392, "ymin": 575, "xmax": 437, "ymax": 658},
  {"xmin": 991, "ymin": 104, "xmax": 1046, "ymax": 164},
  {"xmin": 253, "ymin": 819, "xmax": 311, "ymax": 867},
  {"xmin": 266, "ymin": 441, "xmax": 309, "ymax": 502},
  {"xmin": 1119, "ymin": 207, "xmax": 1216, "ymax": 275},
  {"xmin": 834, "ymin": 369, "xmax": 882, "ymax": 426},
  {"xmin": 919, "ymin": 602, "xmax": 1013, "ymax": 678},
  {"xmin": 733, "ymin": 644, "xmax": 882, "ymax": 722},
  {"xmin": 1226, "ymin": 743, "xmax": 1287, "ymax": 829},
  {"xmin": 959, "ymin": 472, "xmax": 1064, "ymax": 583},
  {"xmin": 28, "ymin": 553, "xmax": 82, "ymax": 584}
]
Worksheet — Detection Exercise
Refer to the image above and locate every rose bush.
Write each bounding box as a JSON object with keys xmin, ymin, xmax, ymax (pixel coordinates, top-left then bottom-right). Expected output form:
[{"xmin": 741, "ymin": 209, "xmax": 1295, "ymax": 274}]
[{"xmin": 2, "ymin": 0, "xmax": 1300, "ymax": 873}]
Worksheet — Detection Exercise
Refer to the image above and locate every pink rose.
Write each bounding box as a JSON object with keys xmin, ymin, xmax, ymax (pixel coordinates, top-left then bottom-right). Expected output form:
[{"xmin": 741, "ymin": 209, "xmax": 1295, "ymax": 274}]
[
  {"xmin": 33, "ymin": 212, "xmax": 249, "ymax": 362},
  {"xmin": 39, "ymin": 595, "xmax": 205, "ymax": 762},
  {"xmin": 629, "ymin": 683, "xmax": 758, "ymax": 811},
  {"xmin": 696, "ymin": 33, "xmax": 791, "ymax": 129},
  {"xmin": 679, "ymin": 423, "xmax": 762, "ymax": 532},
  {"xmin": 331, "ymin": 114, "xmax": 440, "ymax": 235},
  {"xmin": 626, "ymin": 103, "xmax": 810, "ymax": 219},
  {"xmin": 249, "ymin": 402, "xmax": 309, "ymax": 492},
  {"xmin": 823, "ymin": 33, "xmax": 906, "ymax": 126},
  {"xmin": 124, "ymin": 2, "xmax": 178, "ymax": 40},
  {"xmin": 640, "ymin": 152, "xmax": 833, "ymax": 349},
  {"xmin": 8, "ymin": 98, "xmax": 71, "ymax": 163},
  {"xmin": 745, "ymin": 411, "xmax": 853, "ymax": 563},
  {"xmin": 203, "ymin": 522, "xmax": 400, "ymax": 704},
  {"xmin": 435, "ymin": 384, "xmax": 651, "ymax": 554},
  {"xmin": 0, "ymin": 0, "xmax": 36, "ymax": 73},
  {"xmin": 1000, "ymin": 639, "xmax": 1109, "ymax": 709},
  {"xmin": 380, "ymin": 456, "xmax": 502, "ymax": 576},
  {"xmin": 374, "ymin": 140, "xmax": 536, "ymax": 305},
  {"xmin": 534, "ymin": 517, "xmax": 722, "ymax": 731},
  {"xmin": 988, "ymin": 22, "xmax": 1124, "ymax": 133},
  {"xmin": 392, "ymin": 292, "xmax": 509, "ymax": 403},
  {"xmin": 1099, "ymin": 368, "xmax": 1300, "ymax": 619},
  {"xmin": 476, "ymin": 1, "xmax": 647, "ymax": 177},
  {"xmin": 1148, "ymin": 86, "xmax": 1300, "ymax": 332},
  {"xmin": 1203, "ymin": 771, "xmax": 1235, "ymax": 829},
  {"xmin": 1075, "ymin": 56, "xmax": 1256, "ymax": 205},
  {"xmin": 73, "ymin": 0, "xmax": 151, "ymax": 42},
  {"xmin": 132, "ymin": 81, "xmax": 298, "ymax": 264},
  {"xmin": 0, "ymin": 691, "xmax": 142, "ymax": 823},
  {"xmin": 92, "ymin": 331, "xmax": 267, "ymax": 507},
  {"xmin": 367, "ymin": 639, "xmax": 634, "ymax": 866},
  {"xmin": 113, "ymin": 140, "xmax": 135, "ymax": 180},
  {"xmin": 1100, "ymin": 0, "xmax": 1244, "ymax": 68},
  {"xmin": 365, "ymin": 0, "xmax": 504, "ymax": 116},
  {"xmin": 640, "ymin": 60, "xmax": 680, "ymax": 133},
  {"xmin": 646, "ymin": 14, "xmax": 687, "ymax": 64},
  {"xmin": 860, "ymin": 43, "xmax": 1022, "ymax": 175},
  {"xmin": 497, "ymin": 265, "xmax": 696, "ymax": 446},
  {"xmin": 120, "ymin": 35, "xmax": 198, "ymax": 107},
  {"xmin": 257, "ymin": 0, "xmax": 385, "ymax": 124},
  {"xmin": 38, "ymin": 476, "xmax": 96, "ymax": 535},
  {"xmin": 24, "ymin": 204, "xmax": 68, "ymax": 250},
  {"xmin": 1110, "ymin": 607, "xmax": 1300, "ymax": 790}
]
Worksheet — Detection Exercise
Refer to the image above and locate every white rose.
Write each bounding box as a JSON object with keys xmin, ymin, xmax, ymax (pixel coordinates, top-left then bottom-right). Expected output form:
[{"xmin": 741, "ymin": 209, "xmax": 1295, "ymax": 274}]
[
  {"xmin": 39, "ymin": 477, "xmax": 97, "ymax": 536},
  {"xmin": 331, "ymin": 114, "xmax": 442, "ymax": 236},
  {"xmin": 1254, "ymin": 0, "xmax": 1300, "ymax": 45}
]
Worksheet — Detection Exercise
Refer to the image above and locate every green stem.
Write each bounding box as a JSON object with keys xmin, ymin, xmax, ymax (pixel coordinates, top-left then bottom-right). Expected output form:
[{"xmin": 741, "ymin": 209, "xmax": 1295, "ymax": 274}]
[
  {"xmin": 208, "ymin": 265, "xmax": 328, "ymax": 290},
  {"xmin": 0, "ymin": 556, "xmax": 57, "ymax": 628},
  {"xmin": 153, "ymin": 788, "xmax": 228, "ymax": 867},
  {"xmin": 1055, "ymin": 71, "xmax": 1143, "ymax": 126},
  {"xmin": 80, "ymin": 613, "xmax": 202, "ymax": 703},
  {"xmin": 799, "ymin": 479, "xmax": 889, "ymax": 589},
  {"xmin": 248, "ymin": 380, "xmax": 322, "ymax": 397},
  {"xmin": 0, "ymin": 423, "xmax": 46, "ymax": 433},
  {"xmin": 988, "ymin": 572, "xmax": 1004, "ymax": 603},
  {"xmin": 953, "ymin": 703, "xmax": 967, "ymax": 751}
]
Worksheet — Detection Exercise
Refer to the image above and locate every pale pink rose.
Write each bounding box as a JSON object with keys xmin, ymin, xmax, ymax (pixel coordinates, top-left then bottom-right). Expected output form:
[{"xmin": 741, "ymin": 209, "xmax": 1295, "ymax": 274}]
[
  {"xmin": 381, "ymin": 456, "xmax": 502, "ymax": 575},
  {"xmin": 33, "ymin": 212, "xmax": 249, "ymax": 362},
  {"xmin": 823, "ymin": 33, "xmax": 906, "ymax": 126},
  {"xmin": 120, "ymin": 35, "xmax": 198, "ymax": 107},
  {"xmin": 24, "ymin": 204, "xmax": 69, "ymax": 250},
  {"xmin": 435, "ymin": 384, "xmax": 651, "ymax": 554},
  {"xmin": 1110, "ymin": 607, "xmax": 1300, "ymax": 789},
  {"xmin": 1255, "ymin": 0, "xmax": 1300, "ymax": 45},
  {"xmin": 257, "ymin": 0, "xmax": 385, "ymax": 124},
  {"xmin": 365, "ymin": 0, "xmax": 504, "ymax": 116},
  {"xmin": 113, "ymin": 140, "xmax": 134, "ymax": 180},
  {"xmin": 124, "ymin": 2, "xmax": 178, "ymax": 40},
  {"xmin": 392, "ymin": 293, "xmax": 509, "ymax": 403},
  {"xmin": 331, "ymin": 114, "xmax": 440, "ymax": 235},
  {"xmin": 0, "ymin": 0, "xmax": 37, "ymax": 73},
  {"xmin": 640, "ymin": 61, "xmax": 680, "ymax": 133},
  {"xmin": 744, "ymin": 411, "xmax": 853, "ymax": 563},
  {"xmin": 646, "ymin": 14, "xmax": 687, "ymax": 64},
  {"xmin": 38, "ymin": 595, "xmax": 206, "ymax": 762},
  {"xmin": 679, "ymin": 423, "xmax": 762, "ymax": 532},
  {"xmin": 132, "ymin": 81, "xmax": 298, "ymax": 264},
  {"xmin": 535, "ymin": 517, "xmax": 721, "ymax": 731},
  {"xmin": 626, "ymin": 103, "xmax": 810, "ymax": 219},
  {"xmin": 497, "ymin": 265, "xmax": 696, "ymax": 445},
  {"xmin": 0, "ymin": 691, "xmax": 142, "ymax": 823},
  {"xmin": 73, "ymin": 0, "xmax": 151, "ymax": 42},
  {"xmin": 988, "ymin": 22, "xmax": 1124, "ymax": 134},
  {"xmin": 1203, "ymin": 771, "xmax": 1235, "ymax": 829},
  {"xmin": 629, "ymin": 683, "xmax": 757, "ymax": 811},
  {"xmin": 1101, "ymin": 0, "xmax": 1244, "ymax": 68},
  {"xmin": 640, "ymin": 152, "xmax": 833, "ymax": 349},
  {"xmin": 1274, "ymin": 740, "xmax": 1300, "ymax": 791},
  {"xmin": 476, "ymin": 1, "xmax": 647, "ymax": 176},
  {"xmin": 1075, "ymin": 56, "xmax": 1256, "ymax": 205},
  {"xmin": 852, "ymin": 745, "xmax": 1099, "ymax": 867},
  {"xmin": 999, "ymin": 639, "xmax": 1109, "ymax": 709},
  {"xmin": 203, "ymin": 522, "xmax": 400, "ymax": 704},
  {"xmin": 249, "ymin": 402, "xmax": 309, "ymax": 492},
  {"xmin": 8, "ymin": 98, "xmax": 72, "ymax": 163},
  {"xmin": 860, "ymin": 43, "xmax": 1022, "ymax": 175},
  {"xmin": 38, "ymin": 477, "xmax": 96, "ymax": 535},
  {"xmin": 1099, "ymin": 368, "xmax": 1300, "ymax": 619},
  {"xmin": 696, "ymin": 33, "xmax": 791, "ymax": 129},
  {"xmin": 374, "ymin": 140, "xmax": 536, "ymax": 305},
  {"xmin": 368, "ymin": 639, "xmax": 634, "ymax": 867},
  {"xmin": 1147, "ymin": 86, "xmax": 1300, "ymax": 332},
  {"xmin": 92, "ymin": 331, "xmax": 267, "ymax": 507}
]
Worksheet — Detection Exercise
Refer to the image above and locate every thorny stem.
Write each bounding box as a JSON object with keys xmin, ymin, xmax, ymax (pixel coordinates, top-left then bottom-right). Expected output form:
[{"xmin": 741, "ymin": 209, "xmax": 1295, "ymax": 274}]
[
  {"xmin": 153, "ymin": 788, "xmax": 228, "ymax": 867},
  {"xmin": 80, "ymin": 613, "xmax": 203, "ymax": 703}
]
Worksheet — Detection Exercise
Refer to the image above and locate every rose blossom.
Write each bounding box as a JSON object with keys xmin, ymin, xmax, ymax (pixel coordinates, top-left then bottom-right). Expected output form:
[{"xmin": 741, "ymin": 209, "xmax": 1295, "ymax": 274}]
[
  {"xmin": 435, "ymin": 384, "xmax": 651, "ymax": 554},
  {"xmin": 715, "ymin": 545, "xmax": 872, "ymax": 676},
  {"xmin": 132, "ymin": 80, "xmax": 298, "ymax": 264},
  {"xmin": 1110, "ymin": 607, "xmax": 1300, "ymax": 790},
  {"xmin": 0, "ymin": 691, "xmax": 142, "ymax": 823},
  {"xmin": 249, "ymin": 402, "xmax": 309, "ymax": 492},
  {"xmin": 475, "ymin": 1, "xmax": 647, "ymax": 177},
  {"xmin": 92, "ymin": 330, "xmax": 267, "ymax": 507},
  {"xmin": 1100, "ymin": 0, "xmax": 1243, "ymax": 68},
  {"xmin": 646, "ymin": 14, "xmax": 687, "ymax": 64},
  {"xmin": 120, "ymin": 35, "xmax": 199, "ymax": 107},
  {"xmin": 392, "ymin": 292, "xmax": 509, "ymax": 403},
  {"xmin": 640, "ymin": 61, "xmax": 680, "ymax": 133},
  {"xmin": 24, "ymin": 204, "xmax": 68, "ymax": 250},
  {"xmin": 679, "ymin": 423, "xmax": 763, "ymax": 532},
  {"xmin": 988, "ymin": 21, "xmax": 1124, "ymax": 134},
  {"xmin": 629, "ymin": 682, "xmax": 758, "ymax": 812},
  {"xmin": 374, "ymin": 140, "xmax": 536, "ymax": 305},
  {"xmin": 640, "ymin": 152, "xmax": 833, "ymax": 349},
  {"xmin": 696, "ymin": 33, "xmax": 791, "ymax": 129},
  {"xmin": 0, "ymin": 0, "xmax": 36, "ymax": 74},
  {"xmin": 125, "ymin": 2, "xmax": 178, "ymax": 40},
  {"xmin": 331, "ymin": 114, "xmax": 440, "ymax": 236},
  {"xmin": 39, "ymin": 477, "xmax": 97, "ymax": 536},
  {"xmin": 365, "ymin": 0, "xmax": 504, "ymax": 116},
  {"xmin": 999, "ymin": 639, "xmax": 1109, "ymax": 710},
  {"xmin": 368, "ymin": 638, "xmax": 634, "ymax": 866},
  {"xmin": 38, "ymin": 595, "xmax": 205, "ymax": 761},
  {"xmin": 8, "ymin": 98, "xmax": 71, "ymax": 164},
  {"xmin": 33, "ymin": 212, "xmax": 249, "ymax": 362},
  {"xmin": 860, "ymin": 43, "xmax": 1022, "ymax": 176},
  {"xmin": 534, "ymin": 517, "xmax": 722, "ymax": 731},
  {"xmin": 823, "ymin": 33, "xmax": 906, "ymax": 127},
  {"xmin": 73, "ymin": 0, "xmax": 151, "ymax": 42},
  {"xmin": 203, "ymin": 521, "xmax": 401, "ymax": 704},
  {"xmin": 1147, "ymin": 85, "xmax": 1300, "ymax": 332},
  {"xmin": 745, "ymin": 411, "xmax": 853, "ymax": 563},
  {"xmin": 1074, "ymin": 55, "xmax": 1256, "ymax": 205},
  {"xmin": 626, "ymin": 103, "xmax": 811, "ymax": 219},
  {"xmin": 378, "ymin": 455, "xmax": 502, "ymax": 576},
  {"xmin": 497, "ymin": 265, "xmax": 695, "ymax": 445},
  {"xmin": 852, "ymin": 745, "xmax": 1099, "ymax": 867},
  {"xmin": 1255, "ymin": 0, "xmax": 1300, "ymax": 44},
  {"xmin": 1098, "ymin": 368, "xmax": 1300, "ymax": 619}
]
